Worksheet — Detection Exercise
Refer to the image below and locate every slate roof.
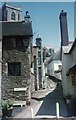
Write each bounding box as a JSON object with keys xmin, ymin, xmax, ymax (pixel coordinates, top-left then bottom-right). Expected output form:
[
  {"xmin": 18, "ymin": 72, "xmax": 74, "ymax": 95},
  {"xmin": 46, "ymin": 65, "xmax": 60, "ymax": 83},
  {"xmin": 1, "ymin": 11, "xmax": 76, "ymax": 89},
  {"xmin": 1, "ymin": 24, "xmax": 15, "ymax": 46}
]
[
  {"xmin": 53, "ymin": 50, "xmax": 60, "ymax": 60},
  {"xmin": 46, "ymin": 49, "xmax": 61, "ymax": 64},
  {"xmin": 69, "ymin": 39, "xmax": 76, "ymax": 53},
  {"xmin": 0, "ymin": 21, "xmax": 33, "ymax": 37},
  {"xmin": 62, "ymin": 44, "xmax": 72, "ymax": 54},
  {"xmin": 62, "ymin": 39, "xmax": 76, "ymax": 54}
]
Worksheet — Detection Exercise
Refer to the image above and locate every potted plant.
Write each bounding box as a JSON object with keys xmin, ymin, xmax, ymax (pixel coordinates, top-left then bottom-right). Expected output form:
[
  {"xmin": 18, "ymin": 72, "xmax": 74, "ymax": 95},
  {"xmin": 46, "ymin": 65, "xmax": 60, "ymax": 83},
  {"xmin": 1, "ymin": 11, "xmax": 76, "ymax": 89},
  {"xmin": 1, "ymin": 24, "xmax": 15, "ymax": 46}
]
[{"xmin": 1, "ymin": 99, "xmax": 13, "ymax": 118}]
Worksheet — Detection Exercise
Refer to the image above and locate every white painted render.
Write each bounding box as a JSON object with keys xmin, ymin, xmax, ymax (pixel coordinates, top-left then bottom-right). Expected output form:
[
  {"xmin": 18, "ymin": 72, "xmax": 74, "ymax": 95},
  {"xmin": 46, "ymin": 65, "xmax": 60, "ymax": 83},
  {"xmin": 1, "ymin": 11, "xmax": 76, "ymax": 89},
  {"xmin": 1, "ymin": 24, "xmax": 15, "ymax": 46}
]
[
  {"xmin": 48, "ymin": 60, "xmax": 54, "ymax": 76},
  {"xmin": 72, "ymin": 46, "xmax": 76, "ymax": 65},
  {"xmin": 62, "ymin": 45, "xmax": 76, "ymax": 97},
  {"xmin": 62, "ymin": 50, "xmax": 73, "ymax": 96},
  {"xmin": 54, "ymin": 60, "xmax": 62, "ymax": 80},
  {"xmin": 47, "ymin": 60, "xmax": 62, "ymax": 80},
  {"xmin": 0, "ymin": 40, "xmax": 2, "ymax": 105}
]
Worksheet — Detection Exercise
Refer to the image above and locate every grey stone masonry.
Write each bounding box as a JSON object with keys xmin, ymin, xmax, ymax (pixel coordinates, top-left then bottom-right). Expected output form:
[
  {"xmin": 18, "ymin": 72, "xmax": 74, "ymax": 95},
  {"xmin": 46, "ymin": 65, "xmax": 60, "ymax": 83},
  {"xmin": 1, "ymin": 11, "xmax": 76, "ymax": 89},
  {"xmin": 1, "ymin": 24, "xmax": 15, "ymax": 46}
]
[
  {"xmin": 2, "ymin": 37, "xmax": 32, "ymax": 102},
  {"xmin": 1, "ymin": 2, "xmax": 22, "ymax": 21}
]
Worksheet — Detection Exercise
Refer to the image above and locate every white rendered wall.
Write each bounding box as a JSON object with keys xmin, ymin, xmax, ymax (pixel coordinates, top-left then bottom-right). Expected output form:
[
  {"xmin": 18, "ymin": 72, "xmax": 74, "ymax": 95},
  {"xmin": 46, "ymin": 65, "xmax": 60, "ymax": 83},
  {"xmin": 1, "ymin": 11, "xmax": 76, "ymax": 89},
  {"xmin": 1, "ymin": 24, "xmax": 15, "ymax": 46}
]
[
  {"xmin": 62, "ymin": 51, "xmax": 73, "ymax": 96},
  {"xmin": 0, "ymin": 40, "xmax": 2, "ymax": 108},
  {"xmin": 73, "ymin": 46, "xmax": 76, "ymax": 65},
  {"xmin": 54, "ymin": 60, "xmax": 62, "ymax": 80},
  {"xmin": 49, "ymin": 61, "xmax": 54, "ymax": 76}
]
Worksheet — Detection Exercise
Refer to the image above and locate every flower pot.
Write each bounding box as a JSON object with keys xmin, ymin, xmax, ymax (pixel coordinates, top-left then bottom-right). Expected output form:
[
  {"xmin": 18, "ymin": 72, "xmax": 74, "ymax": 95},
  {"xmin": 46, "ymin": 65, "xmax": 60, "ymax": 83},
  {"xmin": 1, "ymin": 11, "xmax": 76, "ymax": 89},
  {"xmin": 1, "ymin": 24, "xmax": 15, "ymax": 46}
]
[
  {"xmin": 2, "ymin": 108, "xmax": 12, "ymax": 117},
  {"xmin": 2, "ymin": 108, "xmax": 7, "ymax": 117},
  {"xmin": 7, "ymin": 109, "xmax": 12, "ymax": 117}
]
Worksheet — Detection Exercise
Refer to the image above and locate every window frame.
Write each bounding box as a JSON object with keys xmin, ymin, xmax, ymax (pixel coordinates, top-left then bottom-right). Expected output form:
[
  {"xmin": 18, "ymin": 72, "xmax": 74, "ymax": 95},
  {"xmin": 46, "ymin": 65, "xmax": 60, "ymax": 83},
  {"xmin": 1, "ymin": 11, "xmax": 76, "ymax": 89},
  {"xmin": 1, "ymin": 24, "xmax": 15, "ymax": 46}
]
[
  {"xmin": 11, "ymin": 12, "xmax": 16, "ymax": 20},
  {"xmin": 8, "ymin": 62, "xmax": 21, "ymax": 76}
]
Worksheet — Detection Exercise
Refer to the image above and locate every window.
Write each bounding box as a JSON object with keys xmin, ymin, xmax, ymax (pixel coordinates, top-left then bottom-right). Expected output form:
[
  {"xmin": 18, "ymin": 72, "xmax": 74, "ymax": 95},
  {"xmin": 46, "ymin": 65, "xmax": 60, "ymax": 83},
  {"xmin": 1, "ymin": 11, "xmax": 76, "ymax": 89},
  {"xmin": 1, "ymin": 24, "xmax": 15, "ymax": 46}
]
[
  {"xmin": 16, "ymin": 40, "xmax": 23, "ymax": 47},
  {"xmin": 11, "ymin": 12, "xmax": 15, "ymax": 20},
  {"xmin": 38, "ymin": 51, "xmax": 41, "ymax": 65},
  {"xmin": 8, "ymin": 63, "xmax": 21, "ymax": 76},
  {"xmin": 38, "ymin": 67, "xmax": 42, "ymax": 81},
  {"xmin": 11, "ymin": 38, "xmax": 16, "ymax": 48},
  {"xmin": 38, "ymin": 67, "xmax": 42, "ymax": 88},
  {"xmin": 11, "ymin": 38, "xmax": 23, "ymax": 48}
]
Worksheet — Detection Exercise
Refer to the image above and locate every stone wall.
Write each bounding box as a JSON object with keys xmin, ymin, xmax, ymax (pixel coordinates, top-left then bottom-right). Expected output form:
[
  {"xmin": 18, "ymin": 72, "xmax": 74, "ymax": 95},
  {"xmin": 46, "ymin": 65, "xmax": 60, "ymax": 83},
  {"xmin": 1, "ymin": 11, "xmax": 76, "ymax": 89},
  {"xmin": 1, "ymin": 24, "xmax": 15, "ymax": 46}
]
[
  {"xmin": 30, "ymin": 73, "xmax": 35, "ymax": 93},
  {"xmin": 2, "ymin": 37, "xmax": 32, "ymax": 101},
  {"xmin": 2, "ymin": 3, "xmax": 22, "ymax": 21}
]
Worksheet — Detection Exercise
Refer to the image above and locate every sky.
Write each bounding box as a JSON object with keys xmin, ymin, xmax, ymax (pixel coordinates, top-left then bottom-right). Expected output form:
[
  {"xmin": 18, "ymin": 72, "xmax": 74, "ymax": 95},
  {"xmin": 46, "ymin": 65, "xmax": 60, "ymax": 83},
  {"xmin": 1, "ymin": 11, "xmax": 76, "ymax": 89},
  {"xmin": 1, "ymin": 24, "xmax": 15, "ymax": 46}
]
[{"xmin": 0, "ymin": 2, "xmax": 74, "ymax": 49}]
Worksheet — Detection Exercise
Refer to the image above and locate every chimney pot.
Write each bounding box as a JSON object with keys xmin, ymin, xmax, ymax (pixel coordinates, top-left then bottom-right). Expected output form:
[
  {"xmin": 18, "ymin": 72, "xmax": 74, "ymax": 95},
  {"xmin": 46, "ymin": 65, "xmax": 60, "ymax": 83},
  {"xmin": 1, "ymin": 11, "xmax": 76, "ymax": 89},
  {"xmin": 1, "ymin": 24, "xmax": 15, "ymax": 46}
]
[{"xmin": 26, "ymin": 11, "xmax": 28, "ymax": 15}]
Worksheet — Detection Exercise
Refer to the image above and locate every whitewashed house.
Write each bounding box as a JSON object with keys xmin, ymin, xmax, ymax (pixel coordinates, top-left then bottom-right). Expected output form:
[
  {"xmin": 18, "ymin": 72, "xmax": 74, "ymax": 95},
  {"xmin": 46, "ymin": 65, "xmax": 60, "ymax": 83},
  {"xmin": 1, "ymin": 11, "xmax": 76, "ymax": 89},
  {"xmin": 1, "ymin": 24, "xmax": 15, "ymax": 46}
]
[
  {"xmin": 62, "ymin": 39, "xmax": 76, "ymax": 98},
  {"xmin": 47, "ymin": 50, "xmax": 62, "ymax": 80},
  {"xmin": 59, "ymin": 9, "xmax": 76, "ymax": 99}
]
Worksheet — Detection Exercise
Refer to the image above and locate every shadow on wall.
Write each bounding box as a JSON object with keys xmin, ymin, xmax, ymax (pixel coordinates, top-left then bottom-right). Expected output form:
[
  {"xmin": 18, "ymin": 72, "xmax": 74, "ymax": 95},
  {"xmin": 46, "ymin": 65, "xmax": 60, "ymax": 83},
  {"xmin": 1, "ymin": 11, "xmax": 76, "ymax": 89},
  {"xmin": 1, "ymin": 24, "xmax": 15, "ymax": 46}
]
[{"xmin": 49, "ymin": 75, "xmax": 61, "ymax": 83}]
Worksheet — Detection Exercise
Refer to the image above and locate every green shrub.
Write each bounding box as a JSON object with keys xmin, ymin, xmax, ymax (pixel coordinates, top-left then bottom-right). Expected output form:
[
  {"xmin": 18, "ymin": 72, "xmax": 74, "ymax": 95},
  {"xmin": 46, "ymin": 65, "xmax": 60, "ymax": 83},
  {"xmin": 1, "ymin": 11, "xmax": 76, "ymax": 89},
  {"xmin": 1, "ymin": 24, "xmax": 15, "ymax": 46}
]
[
  {"xmin": 1, "ymin": 99, "xmax": 13, "ymax": 117},
  {"xmin": 1, "ymin": 99, "xmax": 13, "ymax": 110}
]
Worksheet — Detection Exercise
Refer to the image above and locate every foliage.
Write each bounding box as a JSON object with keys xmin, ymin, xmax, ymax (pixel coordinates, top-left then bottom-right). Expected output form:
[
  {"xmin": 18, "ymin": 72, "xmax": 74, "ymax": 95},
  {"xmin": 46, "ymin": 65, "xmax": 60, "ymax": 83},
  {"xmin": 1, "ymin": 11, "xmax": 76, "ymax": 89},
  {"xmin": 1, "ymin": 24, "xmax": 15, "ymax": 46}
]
[{"xmin": 1, "ymin": 99, "xmax": 13, "ymax": 110}]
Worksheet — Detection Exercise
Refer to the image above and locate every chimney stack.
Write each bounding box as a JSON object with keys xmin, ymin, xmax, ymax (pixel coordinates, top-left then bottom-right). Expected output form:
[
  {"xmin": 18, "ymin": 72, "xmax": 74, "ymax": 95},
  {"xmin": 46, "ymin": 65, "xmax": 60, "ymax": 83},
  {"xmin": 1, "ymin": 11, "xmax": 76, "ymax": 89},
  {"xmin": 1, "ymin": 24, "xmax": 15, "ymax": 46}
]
[
  {"xmin": 26, "ymin": 11, "xmax": 28, "ymax": 15},
  {"xmin": 59, "ymin": 10, "xmax": 69, "ymax": 46},
  {"xmin": 24, "ymin": 11, "xmax": 31, "ymax": 23},
  {"xmin": 59, "ymin": 10, "xmax": 69, "ymax": 60}
]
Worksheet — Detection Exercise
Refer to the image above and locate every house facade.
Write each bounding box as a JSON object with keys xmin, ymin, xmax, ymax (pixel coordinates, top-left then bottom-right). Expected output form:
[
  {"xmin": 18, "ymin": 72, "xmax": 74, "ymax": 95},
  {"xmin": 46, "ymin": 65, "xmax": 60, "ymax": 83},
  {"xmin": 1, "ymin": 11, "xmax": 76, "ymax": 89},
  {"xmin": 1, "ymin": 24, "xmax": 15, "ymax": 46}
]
[
  {"xmin": 0, "ymin": 3, "xmax": 35, "ymax": 105},
  {"xmin": 59, "ymin": 8, "xmax": 76, "ymax": 107},
  {"xmin": 47, "ymin": 50, "xmax": 62, "ymax": 80},
  {"xmin": 1, "ymin": 19, "xmax": 33, "ymax": 104},
  {"xmin": 62, "ymin": 40, "xmax": 76, "ymax": 98}
]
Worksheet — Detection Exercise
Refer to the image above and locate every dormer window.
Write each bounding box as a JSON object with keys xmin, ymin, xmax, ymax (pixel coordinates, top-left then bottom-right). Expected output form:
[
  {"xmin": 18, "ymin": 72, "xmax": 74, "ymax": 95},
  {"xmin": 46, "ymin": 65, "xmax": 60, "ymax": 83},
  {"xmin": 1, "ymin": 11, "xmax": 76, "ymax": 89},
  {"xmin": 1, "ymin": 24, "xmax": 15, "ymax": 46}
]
[{"xmin": 11, "ymin": 12, "xmax": 15, "ymax": 20}]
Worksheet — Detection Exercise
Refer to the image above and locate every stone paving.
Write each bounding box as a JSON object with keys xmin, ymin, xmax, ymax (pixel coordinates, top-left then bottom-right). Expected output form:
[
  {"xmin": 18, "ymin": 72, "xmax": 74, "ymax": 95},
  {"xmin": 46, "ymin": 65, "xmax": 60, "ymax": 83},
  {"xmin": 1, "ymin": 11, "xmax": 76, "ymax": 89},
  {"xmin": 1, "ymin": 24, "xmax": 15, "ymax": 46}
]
[
  {"xmin": 11, "ymin": 85, "xmax": 75, "ymax": 119},
  {"xmin": 36, "ymin": 85, "xmax": 68, "ymax": 117},
  {"xmin": 0, "ymin": 84, "xmax": 76, "ymax": 119}
]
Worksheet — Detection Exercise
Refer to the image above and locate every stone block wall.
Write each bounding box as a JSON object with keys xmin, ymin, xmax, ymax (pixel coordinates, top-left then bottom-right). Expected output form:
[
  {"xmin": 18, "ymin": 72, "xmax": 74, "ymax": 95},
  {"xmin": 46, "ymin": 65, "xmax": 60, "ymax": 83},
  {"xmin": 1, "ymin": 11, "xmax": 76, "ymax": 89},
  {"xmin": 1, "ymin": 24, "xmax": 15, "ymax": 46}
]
[{"xmin": 2, "ymin": 37, "xmax": 32, "ymax": 101}]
